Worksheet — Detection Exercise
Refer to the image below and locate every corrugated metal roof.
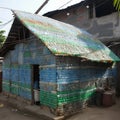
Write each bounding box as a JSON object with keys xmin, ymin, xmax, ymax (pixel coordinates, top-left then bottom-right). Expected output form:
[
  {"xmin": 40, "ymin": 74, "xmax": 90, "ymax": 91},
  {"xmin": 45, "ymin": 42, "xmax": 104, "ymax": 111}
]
[{"xmin": 13, "ymin": 10, "xmax": 120, "ymax": 62}]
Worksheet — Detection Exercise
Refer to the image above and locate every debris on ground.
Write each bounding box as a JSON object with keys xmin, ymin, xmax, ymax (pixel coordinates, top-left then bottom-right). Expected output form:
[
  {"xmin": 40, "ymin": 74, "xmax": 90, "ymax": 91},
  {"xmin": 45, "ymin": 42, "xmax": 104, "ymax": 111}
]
[{"xmin": 0, "ymin": 104, "xmax": 4, "ymax": 108}]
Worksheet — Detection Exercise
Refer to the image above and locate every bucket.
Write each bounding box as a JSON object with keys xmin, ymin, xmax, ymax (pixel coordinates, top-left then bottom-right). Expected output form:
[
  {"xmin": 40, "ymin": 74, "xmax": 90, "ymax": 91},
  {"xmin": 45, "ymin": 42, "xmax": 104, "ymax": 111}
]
[{"xmin": 102, "ymin": 90, "xmax": 115, "ymax": 107}]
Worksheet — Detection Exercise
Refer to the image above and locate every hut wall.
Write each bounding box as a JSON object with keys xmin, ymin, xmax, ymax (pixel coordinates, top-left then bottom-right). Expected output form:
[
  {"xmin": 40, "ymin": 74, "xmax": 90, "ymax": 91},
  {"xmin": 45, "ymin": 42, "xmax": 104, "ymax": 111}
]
[
  {"xmin": 2, "ymin": 34, "xmax": 117, "ymax": 115},
  {"xmin": 2, "ymin": 35, "xmax": 57, "ymax": 106},
  {"xmin": 55, "ymin": 56, "xmax": 115, "ymax": 115}
]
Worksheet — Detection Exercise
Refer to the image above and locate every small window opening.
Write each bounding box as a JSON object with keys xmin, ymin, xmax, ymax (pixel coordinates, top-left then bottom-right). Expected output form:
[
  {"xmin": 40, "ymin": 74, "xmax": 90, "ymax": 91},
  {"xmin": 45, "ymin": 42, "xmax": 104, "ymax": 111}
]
[{"xmin": 95, "ymin": 0, "xmax": 117, "ymax": 18}]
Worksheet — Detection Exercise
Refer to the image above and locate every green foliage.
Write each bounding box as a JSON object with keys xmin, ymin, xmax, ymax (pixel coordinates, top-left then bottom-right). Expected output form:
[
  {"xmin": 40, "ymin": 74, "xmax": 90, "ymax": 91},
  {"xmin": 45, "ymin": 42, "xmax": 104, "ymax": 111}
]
[
  {"xmin": 0, "ymin": 21, "xmax": 6, "ymax": 47},
  {"xmin": 0, "ymin": 30, "xmax": 5, "ymax": 47},
  {"xmin": 113, "ymin": 0, "xmax": 120, "ymax": 11}
]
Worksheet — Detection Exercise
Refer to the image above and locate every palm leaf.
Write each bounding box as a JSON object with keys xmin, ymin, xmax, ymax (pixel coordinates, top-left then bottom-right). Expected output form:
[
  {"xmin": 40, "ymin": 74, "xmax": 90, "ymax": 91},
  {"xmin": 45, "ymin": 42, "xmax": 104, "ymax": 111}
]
[{"xmin": 113, "ymin": 0, "xmax": 120, "ymax": 11}]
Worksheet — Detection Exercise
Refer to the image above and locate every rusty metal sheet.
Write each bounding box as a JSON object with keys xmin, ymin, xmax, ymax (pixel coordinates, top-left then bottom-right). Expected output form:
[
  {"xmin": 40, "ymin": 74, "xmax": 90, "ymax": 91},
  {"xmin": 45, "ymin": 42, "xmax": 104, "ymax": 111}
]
[{"xmin": 13, "ymin": 10, "xmax": 120, "ymax": 62}]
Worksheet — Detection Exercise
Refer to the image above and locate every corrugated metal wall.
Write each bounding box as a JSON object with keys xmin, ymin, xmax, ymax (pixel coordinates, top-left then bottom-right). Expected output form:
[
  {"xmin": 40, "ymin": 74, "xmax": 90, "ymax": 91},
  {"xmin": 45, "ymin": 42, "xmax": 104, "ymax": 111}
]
[{"xmin": 109, "ymin": 45, "xmax": 120, "ymax": 96}]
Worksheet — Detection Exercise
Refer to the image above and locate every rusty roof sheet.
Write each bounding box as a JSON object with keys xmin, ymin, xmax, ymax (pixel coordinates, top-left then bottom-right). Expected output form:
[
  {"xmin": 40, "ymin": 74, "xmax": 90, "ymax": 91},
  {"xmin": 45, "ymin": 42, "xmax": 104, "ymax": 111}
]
[{"xmin": 12, "ymin": 10, "xmax": 119, "ymax": 62}]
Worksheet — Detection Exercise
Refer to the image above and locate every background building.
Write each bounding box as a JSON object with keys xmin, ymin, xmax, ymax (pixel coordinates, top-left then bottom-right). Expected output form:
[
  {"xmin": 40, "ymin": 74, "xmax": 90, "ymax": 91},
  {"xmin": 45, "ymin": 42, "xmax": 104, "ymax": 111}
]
[{"xmin": 44, "ymin": 0, "xmax": 120, "ymax": 96}]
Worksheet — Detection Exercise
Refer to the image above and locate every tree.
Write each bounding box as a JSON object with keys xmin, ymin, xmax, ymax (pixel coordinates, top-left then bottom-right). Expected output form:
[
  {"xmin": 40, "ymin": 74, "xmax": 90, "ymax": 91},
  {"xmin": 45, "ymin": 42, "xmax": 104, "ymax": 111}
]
[
  {"xmin": 113, "ymin": 0, "xmax": 120, "ymax": 11},
  {"xmin": 0, "ymin": 30, "xmax": 5, "ymax": 47},
  {"xmin": 0, "ymin": 21, "xmax": 6, "ymax": 47}
]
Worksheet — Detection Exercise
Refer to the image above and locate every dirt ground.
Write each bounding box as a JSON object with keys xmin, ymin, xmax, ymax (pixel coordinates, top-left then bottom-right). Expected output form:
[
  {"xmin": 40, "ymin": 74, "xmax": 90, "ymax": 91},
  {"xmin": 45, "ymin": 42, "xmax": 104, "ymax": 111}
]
[
  {"xmin": 0, "ymin": 94, "xmax": 120, "ymax": 120},
  {"xmin": 0, "ymin": 100, "xmax": 48, "ymax": 120},
  {"xmin": 67, "ymin": 98, "xmax": 120, "ymax": 120}
]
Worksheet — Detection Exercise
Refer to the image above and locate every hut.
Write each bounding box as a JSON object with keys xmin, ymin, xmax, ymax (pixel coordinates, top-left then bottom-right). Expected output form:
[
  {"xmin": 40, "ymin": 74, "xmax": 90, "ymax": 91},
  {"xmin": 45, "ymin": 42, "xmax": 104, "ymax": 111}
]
[{"xmin": 0, "ymin": 10, "xmax": 119, "ymax": 115}]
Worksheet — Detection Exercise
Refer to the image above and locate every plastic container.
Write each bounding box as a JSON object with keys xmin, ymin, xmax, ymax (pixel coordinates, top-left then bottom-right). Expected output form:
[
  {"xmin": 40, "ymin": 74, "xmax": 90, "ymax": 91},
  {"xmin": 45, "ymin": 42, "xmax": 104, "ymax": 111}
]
[{"xmin": 34, "ymin": 89, "xmax": 39, "ymax": 102}]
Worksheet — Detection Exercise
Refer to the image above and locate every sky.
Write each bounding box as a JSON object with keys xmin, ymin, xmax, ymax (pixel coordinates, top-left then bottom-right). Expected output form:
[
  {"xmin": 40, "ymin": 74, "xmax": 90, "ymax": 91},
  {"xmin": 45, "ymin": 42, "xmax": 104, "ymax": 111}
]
[{"xmin": 0, "ymin": 0, "xmax": 83, "ymax": 36}]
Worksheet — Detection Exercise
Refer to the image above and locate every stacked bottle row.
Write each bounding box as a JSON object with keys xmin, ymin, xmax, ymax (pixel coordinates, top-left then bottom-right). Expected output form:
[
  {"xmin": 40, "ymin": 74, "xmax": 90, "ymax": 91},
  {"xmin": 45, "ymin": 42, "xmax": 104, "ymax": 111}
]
[{"xmin": 2, "ymin": 64, "xmax": 32, "ymax": 100}]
